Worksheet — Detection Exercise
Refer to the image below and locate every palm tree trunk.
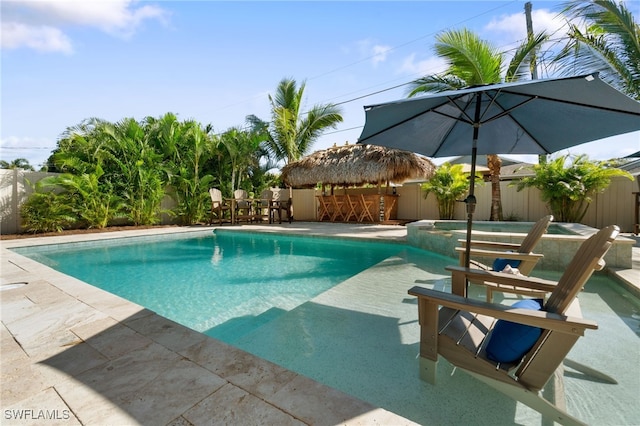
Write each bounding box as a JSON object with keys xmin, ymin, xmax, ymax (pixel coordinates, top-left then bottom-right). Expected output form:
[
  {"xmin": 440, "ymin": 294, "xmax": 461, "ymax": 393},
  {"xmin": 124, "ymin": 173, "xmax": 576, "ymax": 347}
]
[{"xmin": 487, "ymin": 154, "xmax": 503, "ymax": 221}]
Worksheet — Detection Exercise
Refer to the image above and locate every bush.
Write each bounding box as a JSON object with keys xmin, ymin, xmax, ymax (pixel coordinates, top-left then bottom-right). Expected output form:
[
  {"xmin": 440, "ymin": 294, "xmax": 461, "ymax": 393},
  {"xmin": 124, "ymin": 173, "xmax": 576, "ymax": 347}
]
[
  {"xmin": 421, "ymin": 163, "xmax": 482, "ymax": 219},
  {"xmin": 513, "ymin": 154, "xmax": 633, "ymax": 222},
  {"xmin": 20, "ymin": 191, "xmax": 76, "ymax": 233}
]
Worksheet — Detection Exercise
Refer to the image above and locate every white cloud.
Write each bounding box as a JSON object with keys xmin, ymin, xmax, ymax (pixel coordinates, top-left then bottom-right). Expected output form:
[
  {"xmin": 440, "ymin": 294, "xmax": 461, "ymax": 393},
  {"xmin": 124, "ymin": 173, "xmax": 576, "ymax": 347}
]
[
  {"xmin": 398, "ymin": 53, "xmax": 447, "ymax": 78},
  {"xmin": 1, "ymin": 22, "xmax": 73, "ymax": 54},
  {"xmin": 1, "ymin": 0, "xmax": 169, "ymax": 53},
  {"xmin": 482, "ymin": 8, "xmax": 570, "ymax": 77},
  {"xmin": 371, "ymin": 44, "xmax": 391, "ymax": 66},
  {"xmin": 355, "ymin": 39, "xmax": 392, "ymax": 67},
  {"xmin": 484, "ymin": 8, "xmax": 568, "ymax": 45}
]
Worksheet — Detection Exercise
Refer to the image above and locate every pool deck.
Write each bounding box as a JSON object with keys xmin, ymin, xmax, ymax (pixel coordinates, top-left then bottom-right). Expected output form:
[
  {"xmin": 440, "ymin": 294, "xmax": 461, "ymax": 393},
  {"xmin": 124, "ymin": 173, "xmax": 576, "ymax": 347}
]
[{"xmin": 1, "ymin": 223, "xmax": 638, "ymax": 425}]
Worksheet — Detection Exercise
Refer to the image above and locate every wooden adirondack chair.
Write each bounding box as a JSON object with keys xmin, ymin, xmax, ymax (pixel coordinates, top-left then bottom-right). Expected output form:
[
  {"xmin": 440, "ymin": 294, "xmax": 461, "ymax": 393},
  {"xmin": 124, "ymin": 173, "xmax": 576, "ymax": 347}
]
[
  {"xmin": 456, "ymin": 215, "xmax": 553, "ymax": 301},
  {"xmin": 255, "ymin": 189, "xmax": 273, "ymax": 222},
  {"xmin": 271, "ymin": 190, "xmax": 293, "ymax": 224},
  {"xmin": 409, "ymin": 225, "xmax": 619, "ymax": 426},
  {"xmin": 234, "ymin": 189, "xmax": 253, "ymax": 223},
  {"xmin": 209, "ymin": 188, "xmax": 231, "ymax": 225}
]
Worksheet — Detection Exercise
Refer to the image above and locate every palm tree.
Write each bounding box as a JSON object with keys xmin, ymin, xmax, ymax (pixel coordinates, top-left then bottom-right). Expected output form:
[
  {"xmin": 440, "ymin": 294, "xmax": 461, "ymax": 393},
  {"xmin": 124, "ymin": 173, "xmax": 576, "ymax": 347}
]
[
  {"xmin": 0, "ymin": 158, "xmax": 35, "ymax": 170},
  {"xmin": 220, "ymin": 126, "xmax": 264, "ymax": 193},
  {"xmin": 422, "ymin": 163, "xmax": 475, "ymax": 219},
  {"xmin": 101, "ymin": 118, "xmax": 166, "ymax": 225},
  {"xmin": 265, "ymin": 77, "xmax": 343, "ymax": 164},
  {"xmin": 407, "ymin": 28, "xmax": 548, "ymax": 221},
  {"xmin": 167, "ymin": 120, "xmax": 216, "ymax": 225},
  {"xmin": 555, "ymin": 0, "xmax": 640, "ymax": 100}
]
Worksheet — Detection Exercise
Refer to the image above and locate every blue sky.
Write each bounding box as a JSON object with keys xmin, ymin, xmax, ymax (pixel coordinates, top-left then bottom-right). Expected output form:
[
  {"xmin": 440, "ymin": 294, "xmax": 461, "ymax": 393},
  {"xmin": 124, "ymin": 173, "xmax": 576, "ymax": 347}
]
[{"xmin": 2, "ymin": 0, "xmax": 639, "ymax": 169}]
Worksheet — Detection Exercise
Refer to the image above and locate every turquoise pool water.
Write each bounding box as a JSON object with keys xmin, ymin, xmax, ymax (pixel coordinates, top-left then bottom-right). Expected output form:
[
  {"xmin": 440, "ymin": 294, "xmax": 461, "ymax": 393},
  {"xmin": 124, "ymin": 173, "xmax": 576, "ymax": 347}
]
[
  {"xmin": 433, "ymin": 221, "xmax": 579, "ymax": 235},
  {"xmin": 14, "ymin": 231, "xmax": 421, "ymax": 340}
]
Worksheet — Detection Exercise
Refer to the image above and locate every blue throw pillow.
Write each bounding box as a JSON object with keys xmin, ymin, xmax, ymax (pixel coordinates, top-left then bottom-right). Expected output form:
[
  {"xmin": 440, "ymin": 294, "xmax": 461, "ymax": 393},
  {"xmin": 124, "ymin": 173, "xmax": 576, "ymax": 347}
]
[
  {"xmin": 486, "ymin": 299, "xmax": 543, "ymax": 363},
  {"xmin": 492, "ymin": 257, "xmax": 521, "ymax": 272}
]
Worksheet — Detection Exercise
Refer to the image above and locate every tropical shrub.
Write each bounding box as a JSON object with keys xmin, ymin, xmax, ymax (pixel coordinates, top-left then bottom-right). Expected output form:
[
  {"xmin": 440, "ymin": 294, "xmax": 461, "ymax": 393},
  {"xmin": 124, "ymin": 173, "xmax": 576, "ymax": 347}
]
[
  {"xmin": 20, "ymin": 190, "xmax": 76, "ymax": 233},
  {"xmin": 514, "ymin": 154, "xmax": 633, "ymax": 222},
  {"xmin": 167, "ymin": 121, "xmax": 215, "ymax": 225},
  {"xmin": 422, "ymin": 163, "xmax": 480, "ymax": 220},
  {"xmin": 40, "ymin": 166, "xmax": 125, "ymax": 229}
]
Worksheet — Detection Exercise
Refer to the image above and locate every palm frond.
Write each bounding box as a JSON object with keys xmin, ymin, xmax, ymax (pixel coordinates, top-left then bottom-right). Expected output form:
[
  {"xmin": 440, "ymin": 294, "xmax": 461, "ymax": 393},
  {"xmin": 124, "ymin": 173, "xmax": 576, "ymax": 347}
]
[{"xmin": 505, "ymin": 31, "xmax": 549, "ymax": 82}]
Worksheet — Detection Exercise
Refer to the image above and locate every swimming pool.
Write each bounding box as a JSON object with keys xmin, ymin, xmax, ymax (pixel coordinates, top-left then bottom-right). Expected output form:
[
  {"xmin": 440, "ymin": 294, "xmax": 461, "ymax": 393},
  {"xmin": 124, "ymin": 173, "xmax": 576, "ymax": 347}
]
[
  {"xmin": 13, "ymin": 230, "xmax": 428, "ymax": 341},
  {"xmin": 7, "ymin": 227, "xmax": 640, "ymax": 425}
]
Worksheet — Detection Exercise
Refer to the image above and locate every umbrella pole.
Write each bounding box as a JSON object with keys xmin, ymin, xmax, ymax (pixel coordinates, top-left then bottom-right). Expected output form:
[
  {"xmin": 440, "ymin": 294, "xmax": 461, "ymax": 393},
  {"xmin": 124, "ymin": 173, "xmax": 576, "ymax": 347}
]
[
  {"xmin": 464, "ymin": 95, "xmax": 482, "ymax": 276},
  {"xmin": 465, "ymin": 146, "xmax": 477, "ymax": 270}
]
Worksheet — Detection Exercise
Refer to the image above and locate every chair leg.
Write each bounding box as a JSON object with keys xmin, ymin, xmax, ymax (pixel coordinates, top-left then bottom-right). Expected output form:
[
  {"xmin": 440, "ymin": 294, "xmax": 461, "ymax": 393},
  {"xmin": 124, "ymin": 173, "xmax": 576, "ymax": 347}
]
[
  {"xmin": 419, "ymin": 356, "xmax": 438, "ymax": 384},
  {"xmin": 468, "ymin": 371, "xmax": 587, "ymax": 426}
]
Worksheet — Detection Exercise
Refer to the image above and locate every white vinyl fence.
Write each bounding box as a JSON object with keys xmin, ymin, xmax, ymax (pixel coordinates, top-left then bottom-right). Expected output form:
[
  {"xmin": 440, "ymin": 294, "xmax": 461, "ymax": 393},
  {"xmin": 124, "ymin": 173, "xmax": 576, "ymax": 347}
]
[{"xmin": 2, "ymin": 169, "xmax": 638, "ymax": 234}]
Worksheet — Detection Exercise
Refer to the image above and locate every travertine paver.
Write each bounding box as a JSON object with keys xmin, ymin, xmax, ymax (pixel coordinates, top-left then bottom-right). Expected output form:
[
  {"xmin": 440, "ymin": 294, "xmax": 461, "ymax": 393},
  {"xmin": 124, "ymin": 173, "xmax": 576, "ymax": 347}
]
[
  {"xmin": 181, "ymin": 338, "xmax": 300, "ymax": 400},
  {"xmin": 1, "ymin": 225, "xmax": 418, "ymax": 426},
  {"xmin": 183, "ymin": 383, "xmax": 305, "ymax": 426}
]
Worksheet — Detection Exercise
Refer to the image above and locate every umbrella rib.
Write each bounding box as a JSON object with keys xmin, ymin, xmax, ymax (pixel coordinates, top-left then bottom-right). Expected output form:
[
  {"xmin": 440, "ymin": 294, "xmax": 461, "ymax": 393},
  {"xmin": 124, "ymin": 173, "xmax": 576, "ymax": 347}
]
[
  {"xmin": 429, "ymin": 94, "xmax": 479, "ymax": 158},
  {"xmin": 499, "ymin": 89, "xmax": 640, "ymax": 117},
  {"xmin": 481, "ymin": 95, "xmax": 537, "ymax": 125},
  {"xmin": 431, "ymin": 108, "xmax": 473, "ymax": 125},
  {"xmin": 443, "ymin": 93, "xmax": 476, "ymax": 124}
]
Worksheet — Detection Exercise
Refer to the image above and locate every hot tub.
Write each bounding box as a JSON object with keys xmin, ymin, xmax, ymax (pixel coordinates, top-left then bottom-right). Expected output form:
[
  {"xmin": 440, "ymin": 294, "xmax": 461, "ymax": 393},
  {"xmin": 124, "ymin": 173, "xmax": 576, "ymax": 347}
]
[{"xmin": 406, "ymin": 220, "xmax": 633, "ymax": 270}]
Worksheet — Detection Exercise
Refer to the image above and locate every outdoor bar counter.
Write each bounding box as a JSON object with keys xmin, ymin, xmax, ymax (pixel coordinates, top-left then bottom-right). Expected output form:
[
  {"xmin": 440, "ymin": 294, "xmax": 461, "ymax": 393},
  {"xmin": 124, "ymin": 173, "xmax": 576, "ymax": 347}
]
[{"xmin": 316, "ymin": 193, "xmax": 398, "ymax": 222}]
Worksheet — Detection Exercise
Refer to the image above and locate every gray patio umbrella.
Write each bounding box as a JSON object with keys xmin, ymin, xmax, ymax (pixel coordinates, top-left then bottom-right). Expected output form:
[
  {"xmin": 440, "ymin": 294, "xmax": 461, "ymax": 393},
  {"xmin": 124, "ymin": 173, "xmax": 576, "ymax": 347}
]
[{"xmin": 358, "ymin": 73, "xmax": 640, "ymax": 267}]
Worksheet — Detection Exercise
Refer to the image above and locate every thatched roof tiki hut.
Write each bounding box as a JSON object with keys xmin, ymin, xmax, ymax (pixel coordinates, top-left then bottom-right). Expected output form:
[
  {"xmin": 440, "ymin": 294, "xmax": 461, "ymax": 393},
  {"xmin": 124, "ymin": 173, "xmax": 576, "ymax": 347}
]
[
  {"xmin": 281, "ymin": 143, "xmax": 436, "ymax": 222},
  {"xmin": 281, "ymin": 143, "xmax": 436, "ymax": 192}
]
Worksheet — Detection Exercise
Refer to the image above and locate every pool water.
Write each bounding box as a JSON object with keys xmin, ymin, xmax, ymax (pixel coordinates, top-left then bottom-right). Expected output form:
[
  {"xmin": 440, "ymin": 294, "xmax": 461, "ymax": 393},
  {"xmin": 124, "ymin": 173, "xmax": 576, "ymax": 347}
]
[
  {"xmin": 432, "ymin": 221, "xmax": 579, "ymax": 235},
  {"xmin": 14, "ymin": 231, "xmax": 418, "ymax": 340}
]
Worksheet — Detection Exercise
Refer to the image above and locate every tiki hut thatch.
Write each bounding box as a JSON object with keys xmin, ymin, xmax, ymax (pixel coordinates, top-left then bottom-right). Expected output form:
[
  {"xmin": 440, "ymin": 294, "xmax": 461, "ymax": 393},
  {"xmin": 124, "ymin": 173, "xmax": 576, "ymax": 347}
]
[{"xmin": 281, "ymin": 143, "xmax": 436, "ymax": 188}]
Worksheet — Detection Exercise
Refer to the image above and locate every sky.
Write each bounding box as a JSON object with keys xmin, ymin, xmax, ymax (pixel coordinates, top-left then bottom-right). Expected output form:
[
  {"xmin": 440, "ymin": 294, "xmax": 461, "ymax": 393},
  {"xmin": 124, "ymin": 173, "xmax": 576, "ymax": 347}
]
[{"xmin": 2, "ymin": 0, "xmax": 639, "ymax": 170}]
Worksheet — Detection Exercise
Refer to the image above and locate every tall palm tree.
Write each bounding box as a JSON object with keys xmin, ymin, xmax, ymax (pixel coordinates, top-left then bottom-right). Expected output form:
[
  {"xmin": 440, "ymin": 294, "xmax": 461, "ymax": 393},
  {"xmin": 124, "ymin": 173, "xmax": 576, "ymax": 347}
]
[
  {"xmin": 407, "ymin": 28, "xmax": 548, "ymax": 221},
  {"xmin": 266, "ymin": 77, "xmax": 343, "ymax": 165},
  {"xmin": 555, "ymin": 0, "xmax": 640, "ymax": 100}
]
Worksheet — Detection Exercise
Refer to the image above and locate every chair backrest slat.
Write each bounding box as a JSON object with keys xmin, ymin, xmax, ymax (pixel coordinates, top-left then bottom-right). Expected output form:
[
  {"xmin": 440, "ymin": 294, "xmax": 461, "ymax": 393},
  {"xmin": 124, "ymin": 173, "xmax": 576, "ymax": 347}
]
[
  {"xmin": 545, "ymin": 225, "xmax": 618, "ymax": 314},
  {"xmin": 209, "ymin": 188, "xmax": 223, "ymax": 203},
  {"xmin": 518, "ymin": 215, "xmax": 553, "ymax": 253}
]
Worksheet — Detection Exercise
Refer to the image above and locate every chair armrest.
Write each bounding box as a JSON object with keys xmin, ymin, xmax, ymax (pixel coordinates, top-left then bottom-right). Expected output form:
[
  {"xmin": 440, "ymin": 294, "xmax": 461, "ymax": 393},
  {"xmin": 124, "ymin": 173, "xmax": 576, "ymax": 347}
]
[
  {"xmin": 445, "ymin": 265, "xmax": 558, "ymax": 293},
  {"xmin": 458, "ymin": 239, "xmax": 522, "ymax": 250},
  {"xmin": 455, "ymin": 247, "xmax": 544, "ymax": 261},
  {"xmin": 408, "ymin": 286, "xmax": 597, "ymax": 334}
]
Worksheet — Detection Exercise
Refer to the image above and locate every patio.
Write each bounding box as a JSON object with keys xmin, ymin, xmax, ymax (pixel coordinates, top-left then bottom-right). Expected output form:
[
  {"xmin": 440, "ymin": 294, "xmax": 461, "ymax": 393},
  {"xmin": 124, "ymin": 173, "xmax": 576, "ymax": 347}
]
[{"xmin": 1, "ymin": 223, "xmax": 638, "ymax": 425}]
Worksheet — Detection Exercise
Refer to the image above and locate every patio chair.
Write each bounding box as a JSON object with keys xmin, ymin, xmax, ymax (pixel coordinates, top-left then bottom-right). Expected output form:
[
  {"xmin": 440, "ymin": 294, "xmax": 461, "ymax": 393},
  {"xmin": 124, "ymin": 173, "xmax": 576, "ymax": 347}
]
[
  {"xmin": 344, "ymin": 195, "xmax": 359, "ymax": 222},
  {"xmin": 254, "ymin": 189, "xmax": 273, "ymax": 222},
  {"xmin": 409, "ymin": 224, "xmax": 619, "ymax": 426},
  {"xmin": 234, "ymin": 189, "xmax": 253, "ymax": 223},
  {"xmin": 271, "ymin": 190, "xmax": 293, "ymax": 224},
  {"xmin": 456, "ymin": 215, "xmax": 553, "ymax": 301},
  {"xmin": 209, "ymin": 188, "xmax": 231, "ymax": 225},
  {"xmin": 358, "ymin": 194, "xmax": 376, "ymax": 222}
]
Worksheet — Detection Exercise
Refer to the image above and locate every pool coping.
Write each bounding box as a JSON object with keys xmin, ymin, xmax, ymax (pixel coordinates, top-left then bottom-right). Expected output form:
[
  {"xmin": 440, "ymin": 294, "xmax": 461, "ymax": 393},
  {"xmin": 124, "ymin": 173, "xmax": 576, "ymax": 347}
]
[{"xmin": 0, "ymin": 223, "xmax": 417, "ymax": 426}]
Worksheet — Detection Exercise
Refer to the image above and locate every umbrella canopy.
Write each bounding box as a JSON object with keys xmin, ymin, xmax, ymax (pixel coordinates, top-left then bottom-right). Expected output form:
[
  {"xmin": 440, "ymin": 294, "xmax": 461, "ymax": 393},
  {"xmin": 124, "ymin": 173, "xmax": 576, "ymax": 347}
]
[
  {"xmin": 358, "ymin": 73, "xmax": 640, "ymax": 268},
  {"xmin": 281, "ymin": 143, "xmax": 436, "ymax": 188}
]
